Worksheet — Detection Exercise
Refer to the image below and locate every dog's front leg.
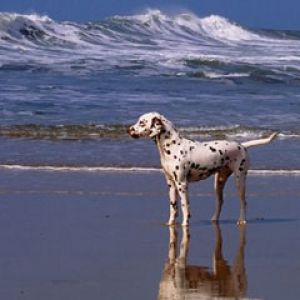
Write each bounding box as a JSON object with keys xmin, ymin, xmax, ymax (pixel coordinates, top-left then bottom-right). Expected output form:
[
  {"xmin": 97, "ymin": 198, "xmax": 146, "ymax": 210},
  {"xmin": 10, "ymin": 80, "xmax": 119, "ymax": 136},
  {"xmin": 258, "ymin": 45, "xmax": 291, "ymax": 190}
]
[
  {"xmin": 176, "ymin": 181, "xmax": 190, "ymax": 226},
  {"xmin": 166, "ymin": 178, "xmax": 178, "ymax": 226}
]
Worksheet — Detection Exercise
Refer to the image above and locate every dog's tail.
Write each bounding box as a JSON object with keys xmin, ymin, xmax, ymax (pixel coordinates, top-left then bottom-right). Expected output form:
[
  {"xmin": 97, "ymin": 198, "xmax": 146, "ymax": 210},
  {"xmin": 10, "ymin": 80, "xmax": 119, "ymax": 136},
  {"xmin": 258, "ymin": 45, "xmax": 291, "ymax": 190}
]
[{"xmin": 241, "ymin": 132, "xmax": 278, "ymax": 149}]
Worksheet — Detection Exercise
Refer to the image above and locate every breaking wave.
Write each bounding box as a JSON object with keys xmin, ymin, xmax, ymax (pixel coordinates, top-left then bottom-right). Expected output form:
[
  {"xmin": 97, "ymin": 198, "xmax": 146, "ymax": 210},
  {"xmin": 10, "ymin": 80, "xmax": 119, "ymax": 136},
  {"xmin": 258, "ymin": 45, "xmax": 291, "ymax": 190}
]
[{"xmin": 1, "ymin": 10, "xmax": 300, "ymax": 81}]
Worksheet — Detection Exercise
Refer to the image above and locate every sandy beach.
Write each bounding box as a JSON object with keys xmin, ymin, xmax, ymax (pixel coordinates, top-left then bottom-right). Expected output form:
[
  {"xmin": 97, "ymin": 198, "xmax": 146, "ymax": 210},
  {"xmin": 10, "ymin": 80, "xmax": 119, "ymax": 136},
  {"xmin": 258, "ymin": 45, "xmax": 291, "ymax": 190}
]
[{"xmin": 0, "ymin": 169, "xmax": 298, "ymax": 300}]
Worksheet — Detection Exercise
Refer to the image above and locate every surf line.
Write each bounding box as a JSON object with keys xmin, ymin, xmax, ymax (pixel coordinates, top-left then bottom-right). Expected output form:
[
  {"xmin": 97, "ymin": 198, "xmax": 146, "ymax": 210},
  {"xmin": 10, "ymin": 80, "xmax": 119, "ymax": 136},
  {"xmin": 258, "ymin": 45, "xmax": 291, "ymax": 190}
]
[{"xmin": 0, "ymin": 164, "xmax": 300, "ymax": 176}]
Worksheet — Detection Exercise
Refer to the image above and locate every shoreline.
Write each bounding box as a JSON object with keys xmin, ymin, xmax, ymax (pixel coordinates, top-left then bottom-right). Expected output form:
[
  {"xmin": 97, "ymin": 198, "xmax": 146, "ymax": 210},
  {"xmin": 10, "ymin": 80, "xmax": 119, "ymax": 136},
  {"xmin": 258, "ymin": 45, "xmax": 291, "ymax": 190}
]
[{"xmin": 0, "ymin": 164, "xmax": 300, "ymax": 175}]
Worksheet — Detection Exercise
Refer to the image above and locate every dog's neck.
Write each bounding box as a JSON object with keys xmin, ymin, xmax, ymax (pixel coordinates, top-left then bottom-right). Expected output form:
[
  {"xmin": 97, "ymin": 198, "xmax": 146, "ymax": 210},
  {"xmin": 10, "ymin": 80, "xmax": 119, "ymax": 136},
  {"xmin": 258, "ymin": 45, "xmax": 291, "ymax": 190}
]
[{"xmin": 153, "ymin": 121, "xmax": 182, "ymax": 159}]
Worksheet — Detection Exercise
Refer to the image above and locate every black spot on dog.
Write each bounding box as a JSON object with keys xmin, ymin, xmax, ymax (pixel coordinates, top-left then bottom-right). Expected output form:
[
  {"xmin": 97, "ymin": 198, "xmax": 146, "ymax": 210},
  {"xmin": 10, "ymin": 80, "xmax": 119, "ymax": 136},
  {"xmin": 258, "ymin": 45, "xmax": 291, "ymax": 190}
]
[
  {"xmin": 204, "ymin": 144, "xmax": 208, "ymax": 146},
  {"xmin": 170, "ymin": 202, "xmax": 177, "ymax": 209},
  {"xmin": 166, "ymin": 143, "xmax": 170, "ymax": 147},
  {"xmin": 166, "ymin": 150, "xmax": 171, "ymax": 155},
  {"xmin": 238, "ymin": 146, "xmax": 241, "ymax": 150},
  {"xmin": 225, "ymin": 156, "xmax": 230, "ymax": 161},
  {"xmin": 174, "ymin": 155, "xmax": 177, "ymax": 159},
  {"xmin": 239, "ymin": 159, "xmax": 246, "ymax": 172},
  {"xmin": 209, "ymin": 146, "xmax": 216, "ymax": 152},
  {"xmin": 207, "ymin": 166, "xmax": 222, "ymax": 176},
  {"xmin": 191, "ymin": 163, "xmax": 195, "ymax": 168},
  {"xmin": 199, "ymin": 167, "xmax": 208, "ymax": 171},
  {"xmin": 215, "ymin": 142, "xmax": 219, "ymax": 145},
  {"xmin": 180, "ymin": 150, "xmax": 184, "ymax": 155},
  {"xmin": 163, "ymin": 131, "xmax": 171, "ymax": 140},
  {"xmin": 175, "ymin": 166, "xmax": 179, "ymax": 170},
  {"xmin": 207, "ymin": 169, "xmax": 214, "ymax": 176},
  {"xmin": 190, "ymin": 146, "xmax": 195, "ymax": 151},
  {"xmin": 173, "ymin": 171, "xmax": 177, "ymax": 182},
  {"xmin": 198, "ymin": 173, "xmax": 208, "ymax": 179},
  {"xmin": 172, "ymin": 140, "xmax": 176, "ymax": 144},
  {"xmin": 219, "ymin": 150, "xmax": 223, "ymax": 155},
  {"xmin": 161, "ymin": 129, "xmax": 166, "ymax": 135}
]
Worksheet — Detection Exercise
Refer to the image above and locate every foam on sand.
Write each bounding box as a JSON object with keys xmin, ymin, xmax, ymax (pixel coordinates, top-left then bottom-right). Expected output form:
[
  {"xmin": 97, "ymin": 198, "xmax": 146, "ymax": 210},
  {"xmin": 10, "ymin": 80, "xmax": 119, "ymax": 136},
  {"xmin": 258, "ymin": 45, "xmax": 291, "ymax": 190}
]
[{"xmin": 1, "ymin": 164, "xmax": 299, "ymax": 176}]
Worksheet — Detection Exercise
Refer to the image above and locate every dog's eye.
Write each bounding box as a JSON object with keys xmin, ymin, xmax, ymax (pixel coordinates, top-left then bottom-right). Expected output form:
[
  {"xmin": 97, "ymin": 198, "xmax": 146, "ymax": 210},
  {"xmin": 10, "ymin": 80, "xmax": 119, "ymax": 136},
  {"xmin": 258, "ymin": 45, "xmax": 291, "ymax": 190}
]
[{"xmin": 139, "ymin": 121, "xmax": 146, "ymax": 127}]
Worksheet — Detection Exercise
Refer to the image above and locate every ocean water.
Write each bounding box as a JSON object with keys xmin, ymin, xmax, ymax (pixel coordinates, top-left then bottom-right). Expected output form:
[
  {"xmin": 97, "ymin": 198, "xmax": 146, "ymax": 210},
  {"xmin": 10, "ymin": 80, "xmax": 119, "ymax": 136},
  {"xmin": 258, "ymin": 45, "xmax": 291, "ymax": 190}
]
[{"xmin": 0, "ymin": 9, "xmax": 299, "ymax": 171}]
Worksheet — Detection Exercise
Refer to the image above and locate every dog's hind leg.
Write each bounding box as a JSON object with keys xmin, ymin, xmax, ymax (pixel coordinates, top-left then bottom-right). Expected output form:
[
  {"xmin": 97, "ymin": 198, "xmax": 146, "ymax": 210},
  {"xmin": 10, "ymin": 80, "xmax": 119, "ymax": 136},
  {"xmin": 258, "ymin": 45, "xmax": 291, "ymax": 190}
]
[
  {"xmin": 212, "ymin": 167, "xmax": 232, "ymax": 222},
  {"xmin": 232, "ymin": 149, "xmax": 249, "ymax": 225},
  {"xmin": 234, "ymin": 171, "xmax": 247, "ymax": 225}
]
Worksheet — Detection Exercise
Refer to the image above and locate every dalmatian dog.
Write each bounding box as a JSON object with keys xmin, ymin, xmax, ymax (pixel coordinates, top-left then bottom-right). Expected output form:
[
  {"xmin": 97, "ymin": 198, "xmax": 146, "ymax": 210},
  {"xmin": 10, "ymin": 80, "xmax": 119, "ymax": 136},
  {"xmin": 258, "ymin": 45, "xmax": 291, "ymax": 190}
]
[{"xmin": 128, "ymin": 112, "xmax": 278, "ymax": 226}]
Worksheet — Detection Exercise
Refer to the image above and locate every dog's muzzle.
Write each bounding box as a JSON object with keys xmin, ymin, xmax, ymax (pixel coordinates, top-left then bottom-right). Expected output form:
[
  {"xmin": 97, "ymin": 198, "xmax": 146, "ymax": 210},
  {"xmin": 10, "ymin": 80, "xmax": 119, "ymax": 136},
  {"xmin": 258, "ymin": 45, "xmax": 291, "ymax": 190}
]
[{"xmin": 127, "ymin": 126, "xmax": 140, "ymax": 139}]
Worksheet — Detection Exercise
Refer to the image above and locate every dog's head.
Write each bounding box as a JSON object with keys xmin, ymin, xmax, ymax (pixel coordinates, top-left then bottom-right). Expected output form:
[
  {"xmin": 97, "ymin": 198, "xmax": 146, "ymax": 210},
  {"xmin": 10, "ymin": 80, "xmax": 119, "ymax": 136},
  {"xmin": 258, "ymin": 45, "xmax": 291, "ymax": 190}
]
[{"xmin": 127, "ymin": 112, "xmax": 165, "ymax": 139}]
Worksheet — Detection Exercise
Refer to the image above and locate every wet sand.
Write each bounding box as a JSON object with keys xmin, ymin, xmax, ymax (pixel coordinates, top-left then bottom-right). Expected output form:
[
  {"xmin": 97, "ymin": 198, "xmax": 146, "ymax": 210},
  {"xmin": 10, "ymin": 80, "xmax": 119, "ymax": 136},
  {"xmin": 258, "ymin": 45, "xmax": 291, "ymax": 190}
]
[{"xmin": 0, "ymin": 169, "xmax": 299, "ymax": 300}]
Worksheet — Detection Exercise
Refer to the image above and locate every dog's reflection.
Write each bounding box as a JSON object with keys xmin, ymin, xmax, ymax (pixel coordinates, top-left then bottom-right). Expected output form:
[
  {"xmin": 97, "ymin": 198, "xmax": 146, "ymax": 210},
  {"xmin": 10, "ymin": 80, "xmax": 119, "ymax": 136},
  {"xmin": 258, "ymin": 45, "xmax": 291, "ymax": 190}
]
[{"xmin": 158, "ymin": 225, "xmax": 247, "ymax": 299}]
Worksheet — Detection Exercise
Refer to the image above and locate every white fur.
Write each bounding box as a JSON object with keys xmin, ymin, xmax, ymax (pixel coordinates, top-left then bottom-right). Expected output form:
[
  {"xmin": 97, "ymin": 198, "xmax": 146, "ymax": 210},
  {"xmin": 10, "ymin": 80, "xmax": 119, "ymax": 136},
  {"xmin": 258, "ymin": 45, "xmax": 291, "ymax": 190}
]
[{"xmin": 128, "ymin": 112, "xmax": 277, "ymax": 226}]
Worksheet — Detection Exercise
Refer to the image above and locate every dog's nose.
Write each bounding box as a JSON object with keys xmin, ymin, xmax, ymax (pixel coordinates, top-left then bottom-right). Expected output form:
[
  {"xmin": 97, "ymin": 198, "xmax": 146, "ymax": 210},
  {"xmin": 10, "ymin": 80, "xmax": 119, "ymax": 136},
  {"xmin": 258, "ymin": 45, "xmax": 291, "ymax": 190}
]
[
  {"xmin": 127, "ymin": 126, "xmax": 133, "ymax": 135},
  {"xmin": 127, "ymin": 126, "xmax": 139, "ymax": 139}
]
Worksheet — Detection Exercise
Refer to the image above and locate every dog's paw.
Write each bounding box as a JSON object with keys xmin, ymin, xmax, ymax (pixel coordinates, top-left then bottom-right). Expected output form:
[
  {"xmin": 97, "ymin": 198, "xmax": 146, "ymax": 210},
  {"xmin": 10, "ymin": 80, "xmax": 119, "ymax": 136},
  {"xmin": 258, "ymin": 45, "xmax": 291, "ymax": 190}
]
[
  {"xmin": 211, "ymin": 216, "xmax": 219, "ymax": 223},
  {"xmin": 181, "ymin": 222, "xmax": 190, "ymax": 227},
  {"xmin": 237, "ymin": 219, "xmax": 247, "ymax": 225},
  {"xmin": 166, "ymin": 220, "xmax": 176, "ymax": 226}
]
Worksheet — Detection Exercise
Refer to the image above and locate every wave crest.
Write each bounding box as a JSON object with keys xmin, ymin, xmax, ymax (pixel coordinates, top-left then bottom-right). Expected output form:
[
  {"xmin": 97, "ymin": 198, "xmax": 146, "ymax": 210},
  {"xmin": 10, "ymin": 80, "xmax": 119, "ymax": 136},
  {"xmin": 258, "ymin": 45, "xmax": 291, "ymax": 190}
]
[
  {"xmin": 0, "ymin": 10, "xmax": 266, "ymax": 49},
  {"xmin": 199, "ymin": 15, "xmax": 260, "ymax": 41},
  {"xmin": 1, "ymin": 10, "xmax": 300, "ymax": 81},
  {"xmin": 113, "ymin": 9, "xmax": 260, "ymax": 43}
]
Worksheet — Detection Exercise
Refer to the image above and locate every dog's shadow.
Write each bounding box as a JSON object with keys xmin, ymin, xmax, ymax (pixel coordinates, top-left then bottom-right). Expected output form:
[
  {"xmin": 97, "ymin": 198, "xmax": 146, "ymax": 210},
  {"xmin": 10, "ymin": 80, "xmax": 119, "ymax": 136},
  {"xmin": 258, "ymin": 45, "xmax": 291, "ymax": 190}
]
[{"xmin": 158, "ymin": 224, "xmax": 247, "ymax": 299}]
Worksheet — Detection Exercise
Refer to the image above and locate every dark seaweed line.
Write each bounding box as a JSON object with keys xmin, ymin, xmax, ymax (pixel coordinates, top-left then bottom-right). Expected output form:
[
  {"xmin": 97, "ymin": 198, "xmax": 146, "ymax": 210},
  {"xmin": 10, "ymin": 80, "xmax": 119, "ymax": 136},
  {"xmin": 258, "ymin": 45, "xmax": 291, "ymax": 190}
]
[{"xmin": 0, "ymin": 124, "xmax": 293, "ymax": 140}]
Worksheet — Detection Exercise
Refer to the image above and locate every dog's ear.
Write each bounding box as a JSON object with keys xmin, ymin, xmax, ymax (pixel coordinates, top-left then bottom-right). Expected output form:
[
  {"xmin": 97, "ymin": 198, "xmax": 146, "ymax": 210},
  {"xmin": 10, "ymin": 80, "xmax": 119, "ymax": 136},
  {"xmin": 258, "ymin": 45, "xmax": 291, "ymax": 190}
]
[
  {"xmin": 149, "ymin": 116, "xmax": 164, "ymax": 137},
  {"xmin": 151, "ymin": 116, "xmax": 163, "ymax": 128}
]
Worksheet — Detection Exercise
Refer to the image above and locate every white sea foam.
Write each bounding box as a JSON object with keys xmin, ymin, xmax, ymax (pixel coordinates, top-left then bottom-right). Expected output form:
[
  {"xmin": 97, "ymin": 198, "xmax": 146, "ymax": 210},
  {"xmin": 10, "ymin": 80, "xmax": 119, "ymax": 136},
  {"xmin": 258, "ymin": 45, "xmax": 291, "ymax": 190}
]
[
  {"xmin": 203, "ymin": 71, "xmax": 250, "ymax": 79},
  {"xmin": 199, "ymin": 15, "xmax": 261, "ymax": 42},
  {"xmin": 0, "ymin": 10, "xmax": 300, "ymax": 79},
  {"xmin": 0, "ymin": 165, "xmax": 299, "ymax": 176}
]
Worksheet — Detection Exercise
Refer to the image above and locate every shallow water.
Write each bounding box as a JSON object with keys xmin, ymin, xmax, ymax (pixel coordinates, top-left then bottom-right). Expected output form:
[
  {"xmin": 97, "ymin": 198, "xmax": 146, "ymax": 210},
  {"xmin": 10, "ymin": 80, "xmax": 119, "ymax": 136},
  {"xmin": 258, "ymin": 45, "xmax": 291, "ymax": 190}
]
[{"xmin": 0, "ymin": 170, "xmax": 299, "ymax": 300}]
